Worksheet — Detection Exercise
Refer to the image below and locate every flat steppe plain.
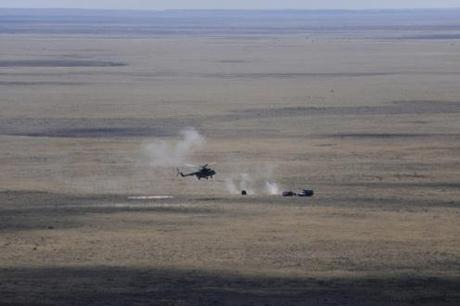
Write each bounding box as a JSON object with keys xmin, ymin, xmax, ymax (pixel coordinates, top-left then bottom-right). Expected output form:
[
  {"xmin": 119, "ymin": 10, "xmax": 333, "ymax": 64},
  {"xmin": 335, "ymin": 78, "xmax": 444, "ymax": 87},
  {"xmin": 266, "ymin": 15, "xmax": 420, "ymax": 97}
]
[{"xmin": 1, "ymin": 10, "xmax": 460, "ymax": 305}]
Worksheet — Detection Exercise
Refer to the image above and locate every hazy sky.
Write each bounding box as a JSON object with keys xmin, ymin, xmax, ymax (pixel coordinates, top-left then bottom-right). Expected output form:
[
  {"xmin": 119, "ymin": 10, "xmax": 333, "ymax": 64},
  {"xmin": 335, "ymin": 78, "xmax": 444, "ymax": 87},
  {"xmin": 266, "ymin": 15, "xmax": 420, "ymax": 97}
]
[{"xmin": 1, "ymin": 0, "xmax": 460, "ymax": 10}]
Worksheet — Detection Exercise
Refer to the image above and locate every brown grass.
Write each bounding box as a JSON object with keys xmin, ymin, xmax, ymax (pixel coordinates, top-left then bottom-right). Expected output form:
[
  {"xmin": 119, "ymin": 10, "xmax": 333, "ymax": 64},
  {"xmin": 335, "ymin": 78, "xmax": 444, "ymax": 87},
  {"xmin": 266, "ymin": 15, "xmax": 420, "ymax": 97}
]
[{"xmin": 1, "ymin": 19, "xmax": 460, "ymax": 304}]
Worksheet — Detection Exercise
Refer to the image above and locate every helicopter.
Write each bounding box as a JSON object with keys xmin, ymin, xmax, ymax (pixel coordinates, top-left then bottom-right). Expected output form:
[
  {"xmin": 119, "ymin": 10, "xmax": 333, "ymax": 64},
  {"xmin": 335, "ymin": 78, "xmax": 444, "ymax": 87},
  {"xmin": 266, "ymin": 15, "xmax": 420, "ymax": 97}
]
[{"xmin": 177, "ymin": 164, "xmax": 216, "ymax": 180}]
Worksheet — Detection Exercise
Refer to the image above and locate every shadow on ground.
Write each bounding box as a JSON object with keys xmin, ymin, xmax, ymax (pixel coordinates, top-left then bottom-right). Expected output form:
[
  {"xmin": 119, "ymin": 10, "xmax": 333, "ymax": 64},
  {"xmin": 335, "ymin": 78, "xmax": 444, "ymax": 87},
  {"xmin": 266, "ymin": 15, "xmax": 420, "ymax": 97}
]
[{"xmin": 0, "ymin": 266, "xmax": 459, "ymax": 305}]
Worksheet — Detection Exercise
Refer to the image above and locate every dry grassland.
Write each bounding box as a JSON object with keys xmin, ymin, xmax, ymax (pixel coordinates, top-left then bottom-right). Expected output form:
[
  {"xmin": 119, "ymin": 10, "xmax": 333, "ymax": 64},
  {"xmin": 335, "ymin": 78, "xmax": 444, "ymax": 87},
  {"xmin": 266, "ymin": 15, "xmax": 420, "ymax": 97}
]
[{"xmin": 1, "ymin": 10, "xmax": 460, "ymax": 305}]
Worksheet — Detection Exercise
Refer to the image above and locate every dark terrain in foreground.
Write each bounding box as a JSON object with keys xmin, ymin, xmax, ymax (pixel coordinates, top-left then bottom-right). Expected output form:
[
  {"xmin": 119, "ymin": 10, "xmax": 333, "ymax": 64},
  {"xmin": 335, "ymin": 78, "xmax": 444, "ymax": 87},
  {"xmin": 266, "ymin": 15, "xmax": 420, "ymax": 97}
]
[
  {"xmin": 2, "ymin": 266, "xmax": 459, "ymax": 306},
  {"xmin": 1, "ymin": 191, "xmax": 459, "ymax": 305}
]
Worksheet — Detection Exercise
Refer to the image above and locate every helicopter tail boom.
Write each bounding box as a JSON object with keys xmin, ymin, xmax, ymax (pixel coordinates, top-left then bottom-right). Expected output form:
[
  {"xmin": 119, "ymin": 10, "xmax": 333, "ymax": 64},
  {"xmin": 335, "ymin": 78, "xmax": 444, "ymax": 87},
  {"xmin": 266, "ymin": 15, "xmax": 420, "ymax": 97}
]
[{"xmin": 176, "ymin": 169, "xmax": 186, "ymax": 177}]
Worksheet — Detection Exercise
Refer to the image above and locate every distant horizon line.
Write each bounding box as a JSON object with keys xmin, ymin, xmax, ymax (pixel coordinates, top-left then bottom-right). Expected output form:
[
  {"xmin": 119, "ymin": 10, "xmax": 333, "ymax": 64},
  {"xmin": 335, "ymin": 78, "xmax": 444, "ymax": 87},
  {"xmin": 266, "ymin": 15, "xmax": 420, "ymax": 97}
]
[{"xmin": 1, "ymin": 7, "xmax": 460, "ymax": 12}]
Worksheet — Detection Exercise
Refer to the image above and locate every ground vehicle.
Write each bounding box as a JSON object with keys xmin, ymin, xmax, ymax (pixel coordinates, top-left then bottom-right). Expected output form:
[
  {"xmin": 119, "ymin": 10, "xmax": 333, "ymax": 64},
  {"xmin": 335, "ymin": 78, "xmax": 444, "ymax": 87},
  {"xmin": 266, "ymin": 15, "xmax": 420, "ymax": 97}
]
[{"xmin": 282, "ymin": 189, "xmax": 314, "ymax": 197}]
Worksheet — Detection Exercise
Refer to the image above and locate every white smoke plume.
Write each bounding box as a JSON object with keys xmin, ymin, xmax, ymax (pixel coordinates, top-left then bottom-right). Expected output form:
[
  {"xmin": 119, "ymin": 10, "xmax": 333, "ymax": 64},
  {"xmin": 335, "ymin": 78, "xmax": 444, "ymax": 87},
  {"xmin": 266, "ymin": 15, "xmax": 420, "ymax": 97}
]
[
  {"xmin": 225, "ymin": 174, "xmax": 256, "ymax": 195},
  {"xmin": 264, "ymin": 181, "xmax": 280, "ymax": 195},
  {"xmin": 225, "ymin": 178, "xmax": 239, "ymax": 195},
  {"xmin": 225, "ymin": 167, "xmax": 281, "ymax": 196},
  {"xmin": 239, "ymin": 173, "xmax": 256, "ymax": 195},
  {"xmin": 145, "ymin": 128, "xmax": 205, "ymax": 168}
]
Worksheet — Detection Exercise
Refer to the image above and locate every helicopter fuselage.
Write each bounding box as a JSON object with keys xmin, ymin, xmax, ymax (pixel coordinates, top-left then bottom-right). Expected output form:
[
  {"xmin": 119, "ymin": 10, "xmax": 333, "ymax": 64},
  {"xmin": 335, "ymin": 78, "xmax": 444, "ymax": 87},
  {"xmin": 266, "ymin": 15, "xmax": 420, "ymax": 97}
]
[{"xmin": 178, "ymin": 166, "xmax": 216, "ymax": 180}]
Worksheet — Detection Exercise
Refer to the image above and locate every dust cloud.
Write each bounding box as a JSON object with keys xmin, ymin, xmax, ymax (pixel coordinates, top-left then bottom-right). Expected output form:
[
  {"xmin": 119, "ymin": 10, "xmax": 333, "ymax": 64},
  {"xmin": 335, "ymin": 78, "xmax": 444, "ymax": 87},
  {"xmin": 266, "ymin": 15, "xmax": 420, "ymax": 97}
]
[
  {"xmin": 144, "ymin": 128, "xmax": 205, "ymax": 168},
  {"xmin": 224, "ymin": 165, "xmax": 281, "ymax": 196}
]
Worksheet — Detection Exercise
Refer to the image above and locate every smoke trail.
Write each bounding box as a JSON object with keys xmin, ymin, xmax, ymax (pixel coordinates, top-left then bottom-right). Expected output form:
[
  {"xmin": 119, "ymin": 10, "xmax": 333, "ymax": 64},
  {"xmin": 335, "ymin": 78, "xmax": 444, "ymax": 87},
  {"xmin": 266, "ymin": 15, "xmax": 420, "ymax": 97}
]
[
  {"xmin": 224, "ymin": 173, "xmax": 258, "ymax": 195},
  {"xmin": 224, "ymin": 165, "xmax": 281, "ymax": 196},
  {"xmin": 144, "ymin": 127, "xmax": 205, "ymax": 168},
  {"xmin": 264, "ymin": 181, "xmax": 280, "ymax": 195},
  {"xmin": 240, "ymin": 173, "xmax": 256, "ymax": 195},
  {"xmin": 225, "ymin": 178, "xmax": 239, "ymax": 195}
]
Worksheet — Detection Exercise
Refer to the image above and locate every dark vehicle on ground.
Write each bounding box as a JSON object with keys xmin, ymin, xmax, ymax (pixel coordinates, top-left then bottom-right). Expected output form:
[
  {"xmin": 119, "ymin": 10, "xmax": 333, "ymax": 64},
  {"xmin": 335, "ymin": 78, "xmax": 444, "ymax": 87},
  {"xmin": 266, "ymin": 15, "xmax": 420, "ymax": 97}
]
[
  {"xmin": 177, "ymin": 164, "xmax": 216, "ymax": 180},
  {"xmin": 298, "ymin": 189, "xmax": 314, "ymax": 197},
  {"xmin": 282, "ymin": 189, "xmax": 314, "ymax": 197},
  {"xmin": 282, "ymin": 191, "xmax": 296, "ymax": 197}
]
